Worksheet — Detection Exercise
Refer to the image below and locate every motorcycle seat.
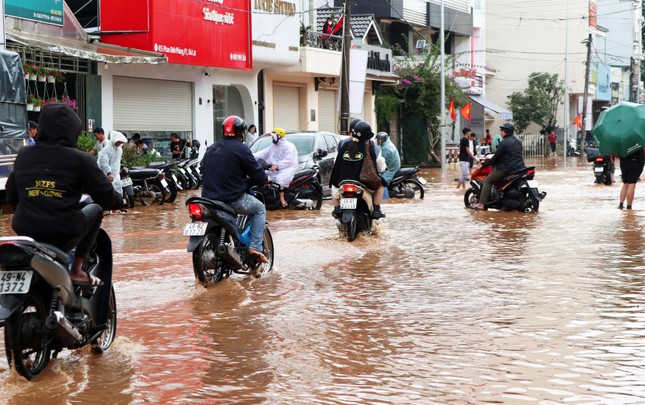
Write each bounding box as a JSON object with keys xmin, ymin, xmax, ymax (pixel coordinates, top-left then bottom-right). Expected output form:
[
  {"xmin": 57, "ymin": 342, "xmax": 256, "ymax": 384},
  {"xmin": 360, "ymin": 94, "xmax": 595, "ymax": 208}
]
[
  {"xmin": 148, "ymin": 161, "xmax": 170, "ymax": 169},
  {"xmin": 394, "ymin": 167, "xmax": 418, "ymax": 178},
  {"xmin": 500, "ymin": 166, "xmax": 535, "ymax": 183},
  {"xmin": 291, "ymin": 168, "xmax": 316, "ymax": 183},
  {"xmin": 186, "ymin": 196, "xmax": 237, "ymax": 217},
  {"xmin": 39, "ymin": 242, "xmax": 71, "ymax": 265},
  {"xmin": 128, "ymin": 168, "xmax": 161, "ymax": 179}
]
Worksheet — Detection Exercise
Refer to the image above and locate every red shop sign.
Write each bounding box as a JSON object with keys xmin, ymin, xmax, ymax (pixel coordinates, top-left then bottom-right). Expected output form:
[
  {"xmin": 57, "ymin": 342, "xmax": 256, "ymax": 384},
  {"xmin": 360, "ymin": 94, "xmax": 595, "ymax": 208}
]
[{"xmin": 100, "ymin": 0, "xmax": 252, "ymax": 70}]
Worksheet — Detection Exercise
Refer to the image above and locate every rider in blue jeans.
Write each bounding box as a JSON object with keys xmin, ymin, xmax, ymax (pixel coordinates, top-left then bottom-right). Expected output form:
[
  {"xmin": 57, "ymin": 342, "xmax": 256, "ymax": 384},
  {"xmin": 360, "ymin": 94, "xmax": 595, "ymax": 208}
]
[{"xmin": 200, "ymin": 115, "xmax": 269, "ymax": 262}]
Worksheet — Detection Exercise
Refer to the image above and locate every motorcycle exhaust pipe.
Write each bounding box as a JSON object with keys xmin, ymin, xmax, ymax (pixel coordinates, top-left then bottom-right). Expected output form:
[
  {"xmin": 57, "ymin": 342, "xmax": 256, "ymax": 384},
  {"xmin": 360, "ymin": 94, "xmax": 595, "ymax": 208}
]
[
  {"xmin": 293, "ymin": 199, "xmax": 313, "ymax": 209},
  {"xmin": 46, "ymin": 311, "xmax": 82, "ymax": 346},
  {"xmin": 217, "ymin": 244, "xmax": 244, "ymax": 269}
]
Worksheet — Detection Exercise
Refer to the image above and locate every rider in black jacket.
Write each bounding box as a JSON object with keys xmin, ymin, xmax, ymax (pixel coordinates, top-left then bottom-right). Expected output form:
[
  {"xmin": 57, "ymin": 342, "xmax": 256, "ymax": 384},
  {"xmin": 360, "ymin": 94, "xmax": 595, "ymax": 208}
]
[
  {"xmin": 472, "ymin": 122, "xmax": 525, "ymax": 210},
  {"xmin": 7, "ymin": 103, "xmax": 125, "ymax": 285}
]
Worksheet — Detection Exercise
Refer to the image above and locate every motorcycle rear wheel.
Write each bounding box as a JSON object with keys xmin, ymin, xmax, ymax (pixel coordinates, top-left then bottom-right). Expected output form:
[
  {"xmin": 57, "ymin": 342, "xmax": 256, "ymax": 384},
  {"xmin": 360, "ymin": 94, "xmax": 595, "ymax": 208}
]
[
  {"xmin": 5, "ymin": 291, "xmax": 51, "ymax": 380},
  {"xmin": 401, "ymin": 180, "xmax": 425, "ymax": 199},
  {"xmin": 192, "ymin": 233, "xmax": 225, "ymax": 286},
  {"xmin": 464, "ymin": 188, "xmax": 479, "ymax": 208},
  {"xmin": 165, "ymin": 180, "xmax": 179, "ymax": 203},
  {"xmin": 91, "ymin": 286, "xmax": 117, "ymax": 354},
  {"xmin": 521, "ymin": 189, "xmax": 540, "ymax": 212},
  {"xmin": 345, "ymin": 212, "xmax": 358, "ymax": 242}
]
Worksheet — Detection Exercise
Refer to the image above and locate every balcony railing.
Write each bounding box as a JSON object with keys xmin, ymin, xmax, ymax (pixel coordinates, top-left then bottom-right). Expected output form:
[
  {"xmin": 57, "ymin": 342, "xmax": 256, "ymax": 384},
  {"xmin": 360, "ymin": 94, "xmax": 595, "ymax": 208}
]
[{"xmin": 303, "ymin": 30, "xmax": 343, "ymax": 51}]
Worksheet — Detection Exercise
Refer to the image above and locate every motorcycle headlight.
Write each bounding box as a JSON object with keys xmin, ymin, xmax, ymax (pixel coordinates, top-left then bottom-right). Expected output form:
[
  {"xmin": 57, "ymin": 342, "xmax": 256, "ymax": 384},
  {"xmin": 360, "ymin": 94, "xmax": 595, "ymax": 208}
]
[{"xmin": 296, "ymin": 162, "xmax": 306, "ymax": 170}]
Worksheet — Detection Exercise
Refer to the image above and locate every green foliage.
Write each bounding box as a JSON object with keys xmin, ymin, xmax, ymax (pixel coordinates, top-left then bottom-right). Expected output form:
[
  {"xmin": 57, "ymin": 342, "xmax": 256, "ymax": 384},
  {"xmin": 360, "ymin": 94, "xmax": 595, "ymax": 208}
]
[
  {"xmin": 507, "ymin": 72, "xmax": 565, "ymax": 134},
  {"xmin": 375, "ymin": 94, "xmax": 399, "ymax": 129},
  {"xmin": 375, "ymin": 46, "xmax": 468, "ymax": 160},
  {"xmin": 76, "ymin": 130, "xmax": 95, "ymax": 152},
  {"xmin": 121, "ymin": 143, "xmax": 165, "ymax": 167}
]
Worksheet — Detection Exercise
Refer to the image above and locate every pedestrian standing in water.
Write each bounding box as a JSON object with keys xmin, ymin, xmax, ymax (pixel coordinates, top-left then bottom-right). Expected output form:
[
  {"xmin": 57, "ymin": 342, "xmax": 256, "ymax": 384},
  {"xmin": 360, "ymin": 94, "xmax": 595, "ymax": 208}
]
[
  {"xmin": 618, "ymin": 148, "xmax": 645, "ymax": 209},
  {"xmin": 457, "ymin": 128, "xmax": 478, "ymax": 190}
]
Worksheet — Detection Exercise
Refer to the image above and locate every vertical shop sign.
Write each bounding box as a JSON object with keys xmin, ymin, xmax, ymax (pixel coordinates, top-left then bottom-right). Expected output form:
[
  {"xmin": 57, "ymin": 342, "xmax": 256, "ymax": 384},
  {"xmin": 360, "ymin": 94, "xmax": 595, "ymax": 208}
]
[{"xmin": 5, "ymin": 0, "xmax": 64, "ymax": 26}]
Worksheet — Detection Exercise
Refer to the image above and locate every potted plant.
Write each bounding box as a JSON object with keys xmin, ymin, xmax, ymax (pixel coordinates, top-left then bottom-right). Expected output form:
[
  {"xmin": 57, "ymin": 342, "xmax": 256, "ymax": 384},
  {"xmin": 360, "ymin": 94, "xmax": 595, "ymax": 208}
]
[
  {"xmin": 33, "ymin": 96, "xmax": 43, "ymax": 112},
  {"xmin": 37, "ymin": 67, "xmax": 46, "ymax": 82},
  {"xmin": 23, "ymin": 63, "xmax": 33, "ymax": 80},
  {"xmin": 26, "ymin": 94, "xmax": 35, "ymax": 111},
  {"xmin": 46, "ymin": 68, "xmax": 57, "ymax": 83},
  {"xmin": 55, "ymin": 70, "xmax": 65, "ymax": 83},
  {"xmin": 61, "ymin": 95, "xmax": 77, "ymax": 110},
  {"xmin": 29, "ymin": 65, "xmax": 38, "ymax": 81}
]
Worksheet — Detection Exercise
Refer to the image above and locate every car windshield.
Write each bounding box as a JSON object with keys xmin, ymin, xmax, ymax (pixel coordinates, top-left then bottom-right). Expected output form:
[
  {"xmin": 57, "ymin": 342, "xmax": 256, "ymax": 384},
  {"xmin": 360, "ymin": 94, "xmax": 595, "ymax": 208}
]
[{"xmin": 251, "ymin": 134, "xmax": 315, "ymax": 155}]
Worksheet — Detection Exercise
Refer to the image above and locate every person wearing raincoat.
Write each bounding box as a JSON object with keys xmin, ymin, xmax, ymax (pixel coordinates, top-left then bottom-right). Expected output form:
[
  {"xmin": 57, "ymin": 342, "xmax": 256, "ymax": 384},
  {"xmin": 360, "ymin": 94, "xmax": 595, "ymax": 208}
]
[
  {"xmin": 98, "ymin": 131, "xmax": 128, "ymax": 200},
  {"xmin": 253, "ymin": 128, "xmax": 299, "ymax": 207}
]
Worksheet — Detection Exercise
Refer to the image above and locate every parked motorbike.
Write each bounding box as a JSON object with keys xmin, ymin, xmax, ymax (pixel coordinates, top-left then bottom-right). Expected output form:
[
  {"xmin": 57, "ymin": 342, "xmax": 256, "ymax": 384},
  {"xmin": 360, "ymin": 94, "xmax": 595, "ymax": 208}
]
[
  {"xmin": 176, "ymin": 159, "xmax": 200, "ymax": 190},
  {"xmin": 148, "ymin": 161, "xmax": 180, "ymax": 202},
  {"xmin": 127, "ymin": 166, "xmax": 168, "ymax": 206},
  {"xmin": 586, "ymin": 147, "xmax": 614, "ymax": 185},
  {"xmin": 336, "ymin": 180, "xmax": 377, "ymax": 242},
  {"xmin": 387, "ymin": 166, "xmax": 426, "ymax": 199},
  {"xmin": 464, "ymin": 158, "xmax": 546, "ymax": 212},
  {"xmin": 256, "ymin": 160, "xmax": 323, "ymax": 210},
  {"xmin": 0, "ymin": 228, "xmax": 117, "ymax": 379},
  {"xmin": 184, "ymin": 195, "xmax": 274, "ymax": 286}
]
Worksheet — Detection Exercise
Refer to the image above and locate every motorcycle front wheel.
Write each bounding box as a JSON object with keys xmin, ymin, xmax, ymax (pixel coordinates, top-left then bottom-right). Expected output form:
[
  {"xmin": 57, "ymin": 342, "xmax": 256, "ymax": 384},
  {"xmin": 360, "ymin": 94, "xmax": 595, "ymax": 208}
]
[
  {"xmin": 140, "ymin": 183, "xmax": 165, "ymax": 206},
  {"xmin": 192, "ymin": 233, "xmax": 225, "ymax": 286},
  {"xmin": 5, "ymin": 290, "xmax": 51, "ymax": 380},
  {"xmin": 91, "ymin": 286, "xmax": 117, "ymax": 354},
  {"xmin": 164, "ymin": 180, "xmax": 179, "ymax": 203},
  {"xmin": 255, "ymin": 228, "xmax": 275, "ymax": 277},
  {"xmin": 464, "ymin": 188, "xmax": 479, "ymax": 208},
  {"xmin": 521, "ymin": 188, "xmax": 540, "ymax": 212}
]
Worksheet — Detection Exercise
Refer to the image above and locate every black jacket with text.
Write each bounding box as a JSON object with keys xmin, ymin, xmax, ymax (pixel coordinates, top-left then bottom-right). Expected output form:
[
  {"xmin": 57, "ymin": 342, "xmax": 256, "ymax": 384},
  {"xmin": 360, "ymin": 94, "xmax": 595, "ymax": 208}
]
[{"xmin": 7, "ymin": 103, "xmax": 123, "ymax": 251}]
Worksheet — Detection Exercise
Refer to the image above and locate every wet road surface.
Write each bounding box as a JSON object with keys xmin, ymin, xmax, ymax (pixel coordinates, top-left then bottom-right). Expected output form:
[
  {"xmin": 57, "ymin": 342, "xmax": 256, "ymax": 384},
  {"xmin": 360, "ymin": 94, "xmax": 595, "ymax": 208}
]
[{"xmin": 1, "ymin": 157, "xmax": 645, "ymax": 403}]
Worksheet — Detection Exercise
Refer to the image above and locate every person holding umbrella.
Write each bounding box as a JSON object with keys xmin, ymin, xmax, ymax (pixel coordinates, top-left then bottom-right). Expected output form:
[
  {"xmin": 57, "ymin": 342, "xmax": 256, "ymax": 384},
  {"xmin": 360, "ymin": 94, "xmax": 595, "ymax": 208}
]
[
  {"xmin": 592, "ymin": 101, "xmax": 645, "ymax": 209},
  {"xmin": 618, "ymin": 148, "xmax": 645, "ymax": 209}
]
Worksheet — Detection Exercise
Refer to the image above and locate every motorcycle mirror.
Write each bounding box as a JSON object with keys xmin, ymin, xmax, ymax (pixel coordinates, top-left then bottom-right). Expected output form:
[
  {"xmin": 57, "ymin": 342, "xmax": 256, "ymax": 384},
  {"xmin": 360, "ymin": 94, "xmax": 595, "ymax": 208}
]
[{"xmin": 317, "ymin": 149, "xmax": 328, "ymax": 158}]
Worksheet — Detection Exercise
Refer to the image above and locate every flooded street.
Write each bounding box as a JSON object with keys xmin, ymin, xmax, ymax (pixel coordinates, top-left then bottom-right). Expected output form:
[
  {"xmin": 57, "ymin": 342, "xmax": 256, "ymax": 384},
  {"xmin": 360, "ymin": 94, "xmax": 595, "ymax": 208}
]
[{"xmin": 1, "ymin": 157, "xmax": 645, "ymax": 403}]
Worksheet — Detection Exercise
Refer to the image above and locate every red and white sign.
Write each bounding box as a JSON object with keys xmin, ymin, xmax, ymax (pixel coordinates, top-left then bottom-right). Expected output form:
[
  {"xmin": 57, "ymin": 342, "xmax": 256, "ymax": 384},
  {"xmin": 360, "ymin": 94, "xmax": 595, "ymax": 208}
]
[{"xmin": 100, "ymin": 0, "xmax": 252, "ymax": 70}]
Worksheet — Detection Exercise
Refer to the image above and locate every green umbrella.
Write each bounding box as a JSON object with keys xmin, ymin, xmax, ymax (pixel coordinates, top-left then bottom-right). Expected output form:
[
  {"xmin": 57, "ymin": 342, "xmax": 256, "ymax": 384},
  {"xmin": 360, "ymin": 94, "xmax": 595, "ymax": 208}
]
[{"xmin": 592, "ymin": 101, "xmax": 645, "ymax": 157}]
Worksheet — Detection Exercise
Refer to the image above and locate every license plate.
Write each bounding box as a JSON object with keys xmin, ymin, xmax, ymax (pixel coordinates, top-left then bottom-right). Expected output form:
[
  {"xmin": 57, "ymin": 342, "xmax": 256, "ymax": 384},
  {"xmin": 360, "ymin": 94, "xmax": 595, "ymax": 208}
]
[
  {"xmin": 526, "ymin": 180, "xmax": 539, "ymax": 188},
  {"xmin": 183, "ymin": 222, "xmax": 207, "ymax": 236},
  {"xmin": 194, "ymin": 167, "xmax": 201, "ymax": 175},
  {"xmin": 0, "ymin": 271, "xmax": 33, "ymax": 294},
  {"xmin": 340, "ymin": 198, "xmax": 357, "ymax": 209},
  {"xmin": 417, "ymin": 176, "xmax": 427, "ymax": 185},
  {"xmin": 172, "ymin": 174, "xmax": 179, "ymax": 183},
  {"xmin": 121, "ymin": 177, "xmax": 133, "ymax": 187},
  {"xmin": 179, "ymin": 168, "xmax": 187, "ymax": 175},
  {"xmin": 160, "ymin": 178, "xmax": 168, "ymax": 187},
  {"xmin": 594, "ymin": 167, "xmax": 604, "ymax": 173}
]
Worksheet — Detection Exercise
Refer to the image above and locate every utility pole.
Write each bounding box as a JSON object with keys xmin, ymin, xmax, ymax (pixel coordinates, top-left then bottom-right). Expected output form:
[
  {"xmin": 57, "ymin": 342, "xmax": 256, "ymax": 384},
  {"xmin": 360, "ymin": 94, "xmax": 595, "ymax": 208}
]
[
  {"xmin": 563, "ymin": 0, "xmax": 569, "ymax": 166},
  {"xmin": 580, "ymin": 33, "xmax": 592, "ymax": 155},
  {"xmin": 338, "ymin": 1, "xmax": 351, "ymax": 135},
  {"xmin": 440, "ymin": 0, "xmax": 446, "ymax": 173}
]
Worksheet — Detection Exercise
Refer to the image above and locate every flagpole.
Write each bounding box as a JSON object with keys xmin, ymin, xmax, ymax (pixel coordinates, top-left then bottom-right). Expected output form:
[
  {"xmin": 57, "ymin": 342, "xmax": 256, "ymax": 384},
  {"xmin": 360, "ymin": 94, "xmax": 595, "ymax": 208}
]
[{"xmin": 440, "ymin": 0, "xmax": 446, "ymax": 174}]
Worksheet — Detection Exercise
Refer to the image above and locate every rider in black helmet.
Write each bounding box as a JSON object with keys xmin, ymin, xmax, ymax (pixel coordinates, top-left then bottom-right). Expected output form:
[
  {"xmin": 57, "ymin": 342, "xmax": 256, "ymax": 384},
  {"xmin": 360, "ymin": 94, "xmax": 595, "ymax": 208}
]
[{"xmin": 472, "ymin": 122, "xmax": 525, "ymax": 210}]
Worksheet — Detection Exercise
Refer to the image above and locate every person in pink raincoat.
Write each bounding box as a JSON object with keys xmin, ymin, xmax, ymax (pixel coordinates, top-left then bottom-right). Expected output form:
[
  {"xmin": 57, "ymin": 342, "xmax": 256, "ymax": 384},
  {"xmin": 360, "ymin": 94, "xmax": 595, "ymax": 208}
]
[{"xmin": 253, "ymin": 128, "xmax": 299, "ymax": 207}]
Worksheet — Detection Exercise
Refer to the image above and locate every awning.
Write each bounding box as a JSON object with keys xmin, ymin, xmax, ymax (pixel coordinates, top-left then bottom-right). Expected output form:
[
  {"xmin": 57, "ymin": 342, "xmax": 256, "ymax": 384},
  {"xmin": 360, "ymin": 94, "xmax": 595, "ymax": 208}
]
[
  {"xmin": 469, "ymin": 95, "xmax": 513, "ymax": 120},
  {"xmin": 367, "ymin": 71, "xmax": 399, "ymax": 84},
  {"xmin": 6, "ymin": 29, "xmax": 167, "ymax": 64}
]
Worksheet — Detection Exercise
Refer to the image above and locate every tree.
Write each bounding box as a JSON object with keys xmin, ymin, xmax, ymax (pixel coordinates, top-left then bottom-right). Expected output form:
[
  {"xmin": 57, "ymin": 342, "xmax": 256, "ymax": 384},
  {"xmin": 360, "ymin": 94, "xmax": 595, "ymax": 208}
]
[
  {"xmin": 375, "ymin": 45, "xmax": 467, "ymax": 164},
  {"xmin": 507, "ymin": 72, "xmax": 565, "ymax": 134}
]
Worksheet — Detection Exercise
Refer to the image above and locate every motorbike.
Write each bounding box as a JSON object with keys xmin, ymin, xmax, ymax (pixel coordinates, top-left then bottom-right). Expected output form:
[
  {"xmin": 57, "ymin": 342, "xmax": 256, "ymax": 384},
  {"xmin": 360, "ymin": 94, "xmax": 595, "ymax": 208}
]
[
  {"xmin": 124, "ymin": 166, "xmax": 168, "ymax": 206},
  {"xmin": 256, "ymin": 160, "xmax": 323, "ymax": 210},
  {"xmin": 336, "ymin": 180, "xmax": 376, "ymax": 242},
  {"xmin": 147, "ymin": 161, "xmax": 180, "ymax": 202},
  {"xmin": 464, "ymin": 157, "xmax": 546, "ymax": 212},
  {"xmin": 0, "ymin": 228, "xmax": 117, "ymax": 379},
  {"xmin": 176, "ymin": 159, "xmax": 200, "ymax": 190},
  {"xmin": 586, "ymin": 147, "xmax": 614, "ymax": 185},
  {"xmin": 387, "ymin": 166, "xmax": 426, "ymax": 199},
  {"xmin": 184, "ymin": 194, "xmax": 274, "ymax": 286}
]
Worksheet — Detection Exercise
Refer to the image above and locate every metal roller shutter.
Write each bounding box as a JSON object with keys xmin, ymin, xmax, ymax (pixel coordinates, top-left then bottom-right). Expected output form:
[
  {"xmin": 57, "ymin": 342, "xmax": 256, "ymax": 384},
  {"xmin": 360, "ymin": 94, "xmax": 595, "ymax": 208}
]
[
  {"xmin": 273, "ymin": 85, "xmax": 300, "ymax": 131},
  {"xmin": 113, "ymin": 76, "xmax": 193, "ymax": 131},
  {"xmin": 318, "ymin": 90, "xmax": 337, "ymax": 133}
]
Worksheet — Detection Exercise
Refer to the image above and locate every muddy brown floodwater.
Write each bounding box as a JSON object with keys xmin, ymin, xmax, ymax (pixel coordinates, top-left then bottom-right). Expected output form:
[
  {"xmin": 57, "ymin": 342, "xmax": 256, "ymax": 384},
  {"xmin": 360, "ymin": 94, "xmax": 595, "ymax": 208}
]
[{"xmin": 1, "ymin": 157, "xmax": 645, "ymax": 404}]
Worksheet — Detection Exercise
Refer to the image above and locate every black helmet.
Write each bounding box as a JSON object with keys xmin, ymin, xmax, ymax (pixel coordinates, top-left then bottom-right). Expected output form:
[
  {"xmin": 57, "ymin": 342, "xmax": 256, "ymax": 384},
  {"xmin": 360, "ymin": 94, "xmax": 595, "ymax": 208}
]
[
  {"xmin": 500, "ymin": 122, "xmax": 515, "ymax": 136},
  {"xmin": 353, "ymin": 121, "xmax": 374, "ymax": 141},
  {"xmin": 349, "ymin": 118, "xmax": 362, "ymax": 133},
  {"xmin": 375, "ymin": 131, "xmax": 389, "ymax": 143},
  {"xmin": 222, "ymin": 115, "xmax": 247, "ymax": 137}
]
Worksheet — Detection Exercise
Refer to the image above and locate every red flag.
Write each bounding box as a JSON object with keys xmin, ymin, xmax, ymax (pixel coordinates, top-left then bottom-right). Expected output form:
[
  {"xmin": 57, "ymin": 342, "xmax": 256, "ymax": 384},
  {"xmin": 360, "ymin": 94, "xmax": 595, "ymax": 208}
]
[
  {"xmin": 331, "ymin": 15, "xmax": 344, "ymax": 35},
  {"xmin": 449, "ymin": 101, "xmax": 456, "ymax": 121},
  {"xmin": 573, "ymin": 113, "xmax": 582, "ymax": 129},
  {"xmin": 460, "ymin": 102, "xmax": 471, "ymax": 122}
]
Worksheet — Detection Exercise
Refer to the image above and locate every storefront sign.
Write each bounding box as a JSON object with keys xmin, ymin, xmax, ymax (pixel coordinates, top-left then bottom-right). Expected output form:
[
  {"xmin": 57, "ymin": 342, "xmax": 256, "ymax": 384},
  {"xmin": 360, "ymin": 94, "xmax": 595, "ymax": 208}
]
[
  {"xmin": 100, "ymin": 0, "xmax": 251, "ymax": 69},
  {"xmin": 352, "ymin": 42, "xmax": 393, "ymax": 75},
  {"xmin": 5, "ymin": 0, "xmax": 64, "ymax": 26}
]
